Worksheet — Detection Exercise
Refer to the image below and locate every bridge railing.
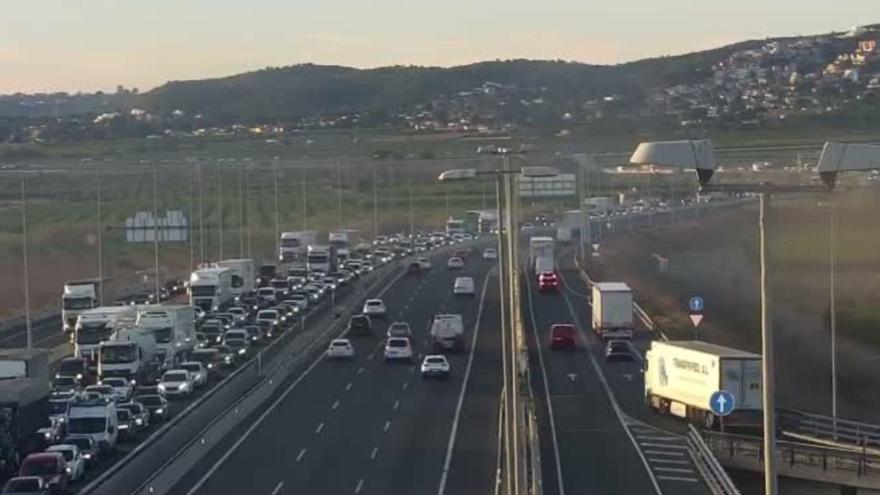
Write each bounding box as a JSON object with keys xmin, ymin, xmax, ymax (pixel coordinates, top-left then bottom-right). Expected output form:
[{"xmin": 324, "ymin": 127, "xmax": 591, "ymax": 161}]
[
  {"xmin": 702, "ymin": 429, "xmax": 880, "ymax": 480},
  {"xmin": 778, "ymin": 408, "xmax": 880, "ymax": 452},
  {"xmin": 686, "ymin": 425, "xmax": 742, "ymax": 495}
]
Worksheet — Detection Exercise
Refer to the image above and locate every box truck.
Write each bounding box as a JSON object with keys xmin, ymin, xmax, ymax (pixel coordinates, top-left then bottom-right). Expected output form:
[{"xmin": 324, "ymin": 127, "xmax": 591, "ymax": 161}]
[
  {"xmin": 61, "ymin": 279, "xmax": 102, "ymax": 333},
  {"xmin": 644, "ymin": 340, "xmax": 762, "ymax": 429},
  {"xmin": 135, "ymin": 305, "xmax": 195, "ymax": 363},
  {"xmin": 430, "ymin": 314, "xmax": 465, "ymax": 353},
  {"xmin": 0, "ymin": 349, "xmax": 51, "ymax": 477},
  {"xmin": 279, "ymin": 231, "xmax": 317, "ymax": 267},
  {"xmin": 74, "ymin": 306, "xmax": 138, "ymax": 362},
  {"xmin": 212, "ymin": 259, "xmax": 256, "ymax": 298},
  {"xmin": 591, "ymin": 282, "xmax": 633, "ymax": 339},
  {"xmin": 188, "ymin": 267, "xmax": 234, "ymax": 312},
  {"xmin": 528, "ymin": 237, "xmax": 554, "ymax": 273}
]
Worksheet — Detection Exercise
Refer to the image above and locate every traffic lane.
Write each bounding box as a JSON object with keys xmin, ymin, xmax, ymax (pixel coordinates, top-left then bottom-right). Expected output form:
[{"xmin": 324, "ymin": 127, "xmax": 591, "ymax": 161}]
[
  {"xmin": 558, "ymin": 264, "xmax": 689, "ymax": 435},
  {"xmin": 176, "ymin": 258, "xmax": 484, "ymax": 495},
  {"xmin": 433, "ymin": 267, "xmax": 501, "ymax": 495},
  {"xmin": 0, "ymin": 316, "xmax": 66, "ymax": 350},
  {"xmin": 367, "ymin": 266, "xmax": 497, "ymax": 495},
  {"xmin": 525, "ymin": 274, "xmax": 657, "ymax": 495}
]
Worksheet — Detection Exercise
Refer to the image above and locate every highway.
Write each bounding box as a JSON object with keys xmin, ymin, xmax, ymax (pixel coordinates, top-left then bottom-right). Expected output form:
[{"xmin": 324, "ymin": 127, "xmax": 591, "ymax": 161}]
[{"xmin": 168, "ymin": 249, "xmax": 503, "ymax": 495}]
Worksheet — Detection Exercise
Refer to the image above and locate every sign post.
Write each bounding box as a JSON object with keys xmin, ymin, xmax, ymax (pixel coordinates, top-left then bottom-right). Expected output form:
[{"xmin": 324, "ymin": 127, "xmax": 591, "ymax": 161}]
[{"xmin": 689, "ymin": 296, "xmax": 704, "ymax": 339}]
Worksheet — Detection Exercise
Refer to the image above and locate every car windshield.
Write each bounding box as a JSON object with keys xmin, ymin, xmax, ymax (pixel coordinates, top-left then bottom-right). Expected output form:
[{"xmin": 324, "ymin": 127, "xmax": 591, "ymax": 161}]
[
  {"xmin": 163, "ymin": 372, "xmax": 188, "ymax": 382},
  {"xmin": 58, "ymin": 360, "xmax": 85, "ymax": 374},
  {"xmin": 181, "ymin": 364, "xmax": 200, "ymax": 372},
  {"xmin": 117, "ymin": 410, "xmax": 131, "ymax": 421},
  {"xmin": 388, "ymin": 339, "xmax": 408, "ymax": 348},
  {"xmin": 100, "ymin": 345, "xmax": 136, "ymax": 364},
  {"xmin": 52, "ymin": 449, "xmax": 74, "ymax": 461},
  {"xmin": 4, "ymin": 478, "xmax": 41, "ymax": 491},
  {"xmin": 54, "ymin": 377, "xmax": 76, "ymax": 387},
  {"xmin": 49, "ymin": 400, "xmax": 69, "ymax": 414},
  {"xmin": 103, "ymin": 379, "xmax": 125, "ymax": 387},
  {"xmin": 68, "ymin": 417, "xmax": 106, "ymax": 434},
  {"xmin": 426, "ymin": 357, "xmax": 446, "ymax": 364},
  {"xmin": 137, "ymin": 396, "xmax": 162, "ymax": 406},
  {"xmin": 331, "ymin": 341, "xmax": 349, "ymax": 347},
  {"xmin": 609, "ymin": 342, "xmax": 628, "ymax": 352}
]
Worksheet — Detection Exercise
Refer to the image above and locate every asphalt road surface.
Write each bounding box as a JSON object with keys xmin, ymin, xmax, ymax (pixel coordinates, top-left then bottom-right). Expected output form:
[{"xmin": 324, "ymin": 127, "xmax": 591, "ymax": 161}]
[{"xmin": 169, "ymin": 250, "xmax": 503, "ymax": 495}]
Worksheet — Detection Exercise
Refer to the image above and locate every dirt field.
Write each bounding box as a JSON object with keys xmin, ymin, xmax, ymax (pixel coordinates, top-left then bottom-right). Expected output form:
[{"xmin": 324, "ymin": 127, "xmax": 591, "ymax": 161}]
[{"xmin": 585, "ymin": 188, "xmax": 880, "ymax": 422}]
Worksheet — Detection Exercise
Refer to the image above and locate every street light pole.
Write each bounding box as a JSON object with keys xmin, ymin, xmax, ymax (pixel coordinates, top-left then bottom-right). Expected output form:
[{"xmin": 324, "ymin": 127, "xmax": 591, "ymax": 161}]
[
  {"xmin": 217, "ymin": 166, "xmax": 224, "ymax": 260},
  {"xmin": 238, "ymin": 166, "xmax": 245, "ymax": 258},
  {"xmin": 301, "ymin": 166, "xmax": 307, "ymax": 231},
  {"xmin": 758, "ymin": 191, "xmax": 778, "ymax": 495},
  {"xmin": 372, "ymin": 165, "xmax": 379, "ymax": 239},
  {"xmin": 20, "ymin": 177, "xmax": 32, "ymax": 350},
  {"xmin": 97, "ymin": 171, "xmax": 105, "ymax": 305},
  {"xmin": 824, "ymin": 203, "xmax": 838, "ymax": 436},
  {"xmin": 337, "ymin": 160, "xmax": 343, "ymax": 230},
  {"xmin": 274, "ymin": 161, "xmax": 280, "ymax": 261},
  {"xmin": 153, "ymin": 167, "xmax": 161, "ymax": 301},
  {"xmin": 198, "ymin": 164, "xmax": 205, "ymax": 265}
]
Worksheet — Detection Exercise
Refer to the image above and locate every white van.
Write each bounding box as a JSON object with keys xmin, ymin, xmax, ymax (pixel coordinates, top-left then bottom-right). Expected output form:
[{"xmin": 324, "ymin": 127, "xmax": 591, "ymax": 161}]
[
  {"xmin": 66, "ymin": 399, "xmax": 119, "ymax": 453},
  {"xmin": 453, "ymin": 277, "xmax": 475, "ymax": 296}
]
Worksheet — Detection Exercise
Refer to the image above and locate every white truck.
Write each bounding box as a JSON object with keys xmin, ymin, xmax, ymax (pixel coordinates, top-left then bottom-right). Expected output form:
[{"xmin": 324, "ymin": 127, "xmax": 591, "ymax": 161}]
[
  {"xmin": 430, "ymin": 314, "xmax": 465, "ymax": 353},
  {"xmin": 328, "ymin": 232, "xmax": 351, "ymax": 262},
  {"xmin": 591, "ymin": 282, "xmax": 634, "ymax": 340},
  {"xmin": 62, "ymin": 279, "xmax": 102, "ymax": 333},
  {"xmin": 135, "ymin": 305, "xmax": 195, "ymax": 364},
  {"xmin": 279, "ymin": 231, "xmax": 318, "ymax": 270},
  {"xmin": 74, "ymin": 306, "xmax": 138, "ymax": 362},
  {"xmin": 644, "ymin": 340, "xmax": 762, "ymax": 429},
  {"xmin": 98, "ymin": 326, "xmax": 159, "ymax": 382},
  {"xmin": 528, "ymin": 237, "xmax": 555, "ymax": 273},
  {"xmin": 189, "ymin": 267, "xmax": 234, "ymax": 312},
  {"xmin": 584, "ymin": 196, "xmax": 615, "ymax": 214},
  {"xmin": 212, "ymin": 259, "xmax": 256, "ymax": 298},
  {"xmin": 307, "ymin": 245, "xmax": 337, "ymax": 274}
]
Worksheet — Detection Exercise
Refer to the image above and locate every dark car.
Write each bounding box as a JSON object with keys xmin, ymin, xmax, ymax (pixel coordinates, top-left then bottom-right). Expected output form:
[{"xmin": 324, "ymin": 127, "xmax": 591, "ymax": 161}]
[
  {"xmin": 56, "ymin": 357, "xmax": 93, "ymax": 386},
  {"xmin": 62, "ymin": 437, "xmax": 98, "ymax": 467},
  {"xmin": 347, "ymin": 315, "xmax": 372, "ymax": 336},
  {"xmin": 243, "ymin": 325, "xmax": 262, "ymax": 343},
  {"xmin": 407, "ymin": 262, "xmax": 422, "ymax": 275},
  {"xmin": 18, "ymin": 453, "xmax": 67, "ymax": 494},
  {"xmin": 135, "ymin": 394, "xmax": 170, "ymax": 423},
  {"xmin": 258, "ymin": 264, "xmax": 277, "ymax": 286},
  {"xmin": 117, "ymin": 402, "xmax": 150, "ymax": 431},
  {"xmin": 116, "ymin": 409, "xmax": 137, "ymax": 440},
  {"xmin": 605, "ymin": 340, "xmax": 633, "ymax": 361},
  {"xmin": 550, "ymin": 324, "xmax": 576, "ymax": 350},
  {"xmin": 2, "ymin": 477, "xmax": 49, "ymax": 495},
  {"xmin": 212, "ymin": 345, "xmax": 237, "ymax": 368},
  {"xmin": 198, "ymin": 323, "xmax": 223, "ymax": 345}
]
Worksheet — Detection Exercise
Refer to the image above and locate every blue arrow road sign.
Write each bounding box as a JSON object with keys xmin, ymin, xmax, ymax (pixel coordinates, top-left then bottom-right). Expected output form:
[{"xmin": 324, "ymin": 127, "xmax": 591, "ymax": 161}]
[
  {"xmin": 709, "ymin": 390, "xmax": 735, "ymax": 416},
  {"xmin": 689, "ymin": 296, "xmax": 704, "ymax": 313}
]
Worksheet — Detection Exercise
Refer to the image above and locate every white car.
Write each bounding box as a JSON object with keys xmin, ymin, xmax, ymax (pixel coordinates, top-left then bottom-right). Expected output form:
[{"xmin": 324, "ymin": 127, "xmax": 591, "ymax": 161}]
[
  {"xmin": 420, "ymin": 355, "xmax": 451, "ymax": 379},
  {"xmin": 46, "ymin": 444, "xmax": 85, "ymax": 481},
  {"xmin": 179, "ymin": 361, "xmax": 208, "ymax": 388},
  {"xmin": 226, "ymin": 306, "xmax": 247, "ymax": 322},
  {"xmin": 100, "ymin": 377, "xmax": 133, "ymax": 402},
  {"xmin": 384, "ymin": 337, "xmax": 414, "ymax": 362},
  {"xmin": 447, "ymin": 257, "xmax": 464, "ymax": 269},
  {"xmin": 386, "ymin": 321, "xmax": 412, "ymax": 338},
  {"xmin": 326, "ymin": 339, "xmax": 355, "ymax": 359},
  {"xmin": 417, "ymin": 257, "xmax": 432, "ymax": 270},
  {"xmin": 84, "ymin": 385, "xmax": 116, "ymax": 402},
  {"xmin": 158, "ymin": 369, "xmax": 195, "ymax": 397},
  {"xmin": 362, "ymin": 299, "xmax": 387, "ymax": 317},
  {"xmin": 482, "ymin": 248, "xmax": 498, "ymax": 260},
  {"xmin": 453, "ymin": 277, "xmax": 476, "ymax": 296}
]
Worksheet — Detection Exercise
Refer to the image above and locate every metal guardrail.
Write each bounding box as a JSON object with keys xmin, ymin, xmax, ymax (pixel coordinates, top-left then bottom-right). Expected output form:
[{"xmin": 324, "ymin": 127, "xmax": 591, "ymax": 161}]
[
  {"xmin": 686, "ymin": 425, "xmax": 742, "ymax": 495},
  {"xmin": 702, "ymin": 429, "xmax": 880, "ymax": 489},
  {"xmin": 778, "ymin": 408, "xmax": 880, "ymax": 452}
]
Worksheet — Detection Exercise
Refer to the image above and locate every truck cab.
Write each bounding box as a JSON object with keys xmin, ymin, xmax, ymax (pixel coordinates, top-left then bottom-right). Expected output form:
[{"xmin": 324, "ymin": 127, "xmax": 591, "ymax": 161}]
[
  {"xmin": 98, "ymin": 327, "xmax": 158, "ymax": 383},
  {"xmin": 61, "ymin": 280, "xmax": 101, "ymax": 333}
]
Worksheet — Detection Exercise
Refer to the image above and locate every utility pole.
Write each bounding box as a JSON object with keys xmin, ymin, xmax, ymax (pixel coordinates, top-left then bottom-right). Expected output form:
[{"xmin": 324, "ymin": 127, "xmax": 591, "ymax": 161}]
[
  {"xmin": 830, "ymin": 204, "xmax": 837, "ymax": 436},
  {"xmin": 198, "ymin": 164, "xmax": 205, "ymax": 265},
  {"xmin": 97, "ymin": 171, "xmax": 105, "ymax": 305},
  {"xmin": 217, "ymin": 166, "xmax": 224, "ymax": 260},
  {"xmin": 301, "ymin": 166, "xmax": 307, "ymax": 231},
  {"xmin": 372, "ymin": 165, "xmax": 379, "ymax": 239},
  {"xmin": 153, "ymin": 167, "xmax": 161, "ymax": 301},
  {"xmin": 245, "ymin": 168, "xmax": 252, "ymax": 258},
  {"xmin": 238, "ymin": 166, "xmax": 245, "ymax": 258},
  {"xmin": 274, "ymin": 161, "xmax": 280, "ymax": 260},
  {"xmin": 20, "ymin": 178, "xmax": 31, "ymax": 350},
  {"xmin": 337, "ymin": 160, "xmax": 343, "ymax": 230},
  {"xmin": 408, "ymin": 177, "xmax": 414, "ymax": 236},
  {"xmin": 188, "ymin": 167, "xmax": 195, "ymax": 271},
  {"xmin": 759, "ymin": 192, "xmax": 777, "ymax": 495}
]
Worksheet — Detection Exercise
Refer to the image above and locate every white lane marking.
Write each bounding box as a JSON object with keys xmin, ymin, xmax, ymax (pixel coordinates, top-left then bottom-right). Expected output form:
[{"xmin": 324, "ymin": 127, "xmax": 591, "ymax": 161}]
[
  {"xmin": 358, "ymin": 367, "xmax": 365, "ymax": 374},
  {"xmin": 402, "ymin": 382, "xmax": 409, "ymax": 391},
  {"xmin": 271, "ymin": 480, "xmax": 284, "ymax": 495},
  {"xmin": 345, "ymin": 382, "xmax": 353, "ymax": 392},
  {"xmin": 185, "ymin": 268, "xmax": 409, "ymax": 495},
  {"xmin": 436, "ymin": 268, "xmax": 494, "ymax": 495},
  {"xmin": 650, "ymin": 458, "xmax": 689, "ymax": 465},
  {"xmin": 654, "ymin": 467, "xmax": 695, "ymax": 474},
  {"xmin": 367, "ymin": 352, "xmax": 375, "ymax": 360},
  {"xmin": 370, "ymin": 446, "xmax": 379, "ymax": 459},
  {"xmin": 354, "ymin": 478, "xmax": 365, "ymax": 494},
  {"xmin": 640, "ymin": 442, "xmax": 687, "ymax": 450},
  {"xmin": 560, "ymin": 290, "xmax": 663, "ymax": 495},
  {"xmin": 315, "ymin": 422, "xmax": 324, "ymax": 434},
  {"xmin": 332, "ymin": 400, "xmax": 340, "ymax": 410},
  {"xmin": 524, "ymin": 262, "xmax": 566, "ymax": 495},
  {"xmin": 656, "ymin": 476, "xmax": 699, "ymax": 482},
  {"xmin": 643, "ymin": 450, "xmax": 685, "ymax": 457},
  {"xmin": 383, "ymin": 420, "xmax": 391, "ymax": 432},
  {"xmin": 636, "ymin": 435, "xmax": 679, "ymax": 441},
  {"xmin": 296, "ymin": 449, "xmax": 307, "ymax": 463},
  {"xmin": 409, "ymin": 366, "xmax": 416, "ymax": 374},
  {"xmin": 393, "ymin": 399, "xmax": 400, "ymax": 411}
]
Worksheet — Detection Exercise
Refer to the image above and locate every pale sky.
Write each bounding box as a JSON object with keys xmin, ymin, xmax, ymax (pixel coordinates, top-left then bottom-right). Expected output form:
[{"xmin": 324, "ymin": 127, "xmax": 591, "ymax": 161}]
[{"xmin": 1, "ymin": 0, "xmax": 875, "ymax": 94}]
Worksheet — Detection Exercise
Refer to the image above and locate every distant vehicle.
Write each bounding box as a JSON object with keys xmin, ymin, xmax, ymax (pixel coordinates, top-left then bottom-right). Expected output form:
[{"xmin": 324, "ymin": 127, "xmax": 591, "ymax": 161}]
[
  {"xmin": 211, "ymin": 259, "xmax": 256, "ymax": 300},
  {"xmin": 256, "ymin": 287, "xmax": 278, "ymax": 306},
  {"xmin": 258, "ymin": 264, "xmax": 278, "ymax": 287},
  {"xmin": 326, "ymin": 339, "xmax": 355, "ymax": 359},
  {"xmin": 407, "ymin": 262, "xmax": 422, "ymax": 275},
  {"xmin": 66, "ymin": 399, "xmax": 119, "ymax": 453},
  {"xmin": 46, "ymin": 443, "xmax": 85, "ymax": 481},
  {"xmin": 447, "ymin": 257, "xmax": 464, "ymax": 269},
  {"xmin": 61, "ymin": 279, "xmax": 101, "ymax": 333},
  {"xmin": 604, "ymin": 340, "xmax": 633, "ymax": 361},
  {"xmin": 279, "ymin": 230, "xmax": 317, "ymax": 268},
  {"xmin": 74, "ymin": 306, "xmax": 137, "ymax": 362},
  {"xmin": 99, "ymin": 377, "xmax": 133, "ymax": 402},
  {"xmin": 347, "ymin": 315, "xmax": 372, "ymax": 336},
  {"xmin": 386, "ymin": 322, "xmax": 412, "ymax": 338},
  {"xmin": 60, "ymin": 436, "xmax": 97, "ymax": 467},
  {"xmin": 179, "ymin": 362, "xmax": 208, "ymax": 388},
  {"xmin": 224, "ymin": 334, "xmax": 250, "ymax": 358},
  {"xmin": 591, "ymin": 283, "xmax": 634, "ymax": 340},
  {"xmin": 308, "ymin": 245, "xmax": 338, "ymax": 274},
  {"xmin": 83, "ymin": 385, "xmax": 114, "ymax": 402},
  {"xmin": 50, "ymin": 376, "xmax": 78, "ymax": 394},
  {"xmin": 482, "ymin": 248, "xmax": 498, "ymax": 260},
  {"xmin": 17, "ymin": 453, "xmax": 67, "ymax": 493},
  {"xmin": 453, "ymin": 277, "xmax": 476, "ymax": 296},
  {"xmin": 417, "ymin": 257, "xmax": 431, "ymax": 270},
  {"xmin": 528, "ymin": 237, "xmax": 554, "ymax": 273},
  {"xmin": 1, "ymin": 476, "xmax": 49, "ymax": 495},
  {"xmin": 549, "ymin": 324, "xmax": 576, "ymax": 350},
  {"xmin": 384, "ymin": 337, "xmax": 413, "ymax": 362},
  {"xmin": 362, "ymin": 299, "xmax": 386, "ymax": 318},
  {"xmin": 135, "ymin": 305, "xmax": 196, "ymax": 365},
  {"xmin": 158, "ymin": 370, "xmax": 194, "ymax": 397},
  {"xmin": 520, "ymin": 222, "xmax": 534, "ymax": 231},
  {"xmin": 644, "ymin": 341, "xmax": 762, "ymax": 429},
  {"xmin": 190, "ymin": 348, "xmax": 224, "ymax": 376},
  {"xmin": 116, "ymin": 402, "xmax": 149, "ymax": 431},
  {"xmin": 188, "ymin": 267, "xmax": 234, "ymax": 313},
  {"xmin": 134, "ymin": 394, "xmax": 169, "ymax": 423},
  {"xmin": 537, "ymin": 271, "xmax": 559, "ymax": 292},
  {"xmin": 430, "ymin": 314, "xmax": 465, "ymax": 353},
  {"xmin": 420, "ymin": 355, "xmax": 450, "ymax": 379},
  {"xmin": 115, "ymin": 408, "xmax": 136, "ymax": 440},
  {"xmin": 256, "ymin": 309, "xmax": 281, "ymax": 332},
  {"xmin": 55, "ymin": 357, "xmax": 92, "ymax": 385}
]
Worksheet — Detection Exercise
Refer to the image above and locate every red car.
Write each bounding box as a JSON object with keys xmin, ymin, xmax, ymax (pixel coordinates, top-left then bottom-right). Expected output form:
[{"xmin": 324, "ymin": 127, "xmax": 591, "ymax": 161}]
[
  {"xmin": 18, "ymin": 452, "xmax": 68, "ymax": 493},
  {"xmin": 538, "ymin": 271, "xmax": 560, "ymax": 292},
  {"xmin": 550, "ymin": 324, "xmax": 576, "ymax": 350}
]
